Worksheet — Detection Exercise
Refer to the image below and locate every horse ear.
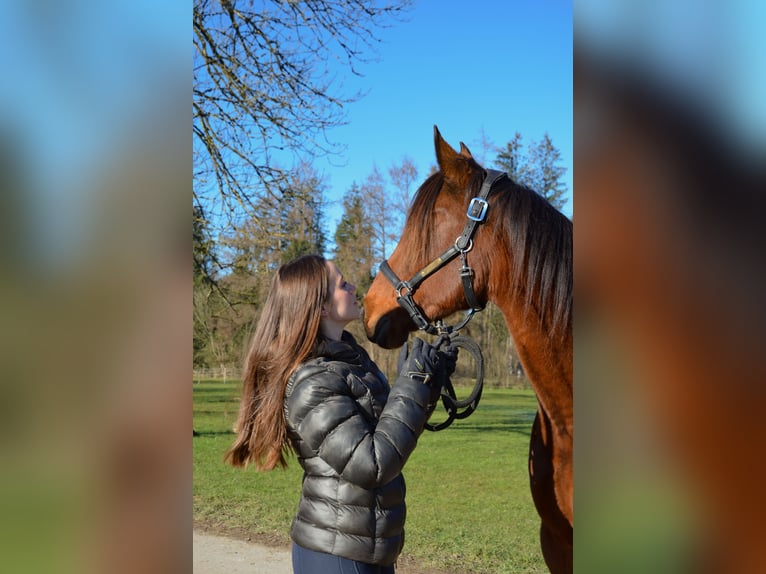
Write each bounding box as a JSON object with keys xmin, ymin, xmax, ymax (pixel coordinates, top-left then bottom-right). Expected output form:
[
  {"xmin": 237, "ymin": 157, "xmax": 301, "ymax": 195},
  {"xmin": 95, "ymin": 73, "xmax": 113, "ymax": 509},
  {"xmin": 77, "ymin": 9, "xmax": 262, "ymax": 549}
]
[
  {"xmin": 434, "ymin": 125, "xmax": 458, "ymax": 166},
  {"xmin": 434, "ymin": 126, "xmax": 473, "ymax": 187},
  {"xmin": 459, "ymin": 142, "xmax": 474, "ymax": 159}
]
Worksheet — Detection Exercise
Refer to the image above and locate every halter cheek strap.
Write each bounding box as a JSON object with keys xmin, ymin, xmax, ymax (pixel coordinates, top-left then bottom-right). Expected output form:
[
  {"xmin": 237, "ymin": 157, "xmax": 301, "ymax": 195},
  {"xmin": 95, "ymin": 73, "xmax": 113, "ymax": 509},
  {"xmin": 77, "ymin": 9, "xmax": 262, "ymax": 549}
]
[
  {"xmin": 379, "ymin": 168, "xmax": 506, "ymax": 431},
  {"xmin": 379, "ymin": 169, "xmax": 507, "ymax": 335},
  {"xmin": 456, "ymin": 169, "xmax": 505, "ymax": 250}
]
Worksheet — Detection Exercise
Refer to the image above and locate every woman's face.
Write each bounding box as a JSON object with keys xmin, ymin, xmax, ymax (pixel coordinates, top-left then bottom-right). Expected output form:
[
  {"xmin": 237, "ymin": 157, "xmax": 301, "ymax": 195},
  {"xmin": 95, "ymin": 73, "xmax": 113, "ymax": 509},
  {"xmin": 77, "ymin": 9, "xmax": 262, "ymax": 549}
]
[{"xmin": 322, "ymin": 261, "xmax": 361, "ymax": 332}]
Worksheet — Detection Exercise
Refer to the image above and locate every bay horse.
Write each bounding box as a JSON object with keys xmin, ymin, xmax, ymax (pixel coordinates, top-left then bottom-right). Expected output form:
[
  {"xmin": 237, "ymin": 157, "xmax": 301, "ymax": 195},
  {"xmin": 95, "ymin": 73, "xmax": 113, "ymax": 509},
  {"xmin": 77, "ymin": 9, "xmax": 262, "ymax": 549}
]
[{"xmin": 363, "ymin": 127, "xmax": 573, "ymax": 573}]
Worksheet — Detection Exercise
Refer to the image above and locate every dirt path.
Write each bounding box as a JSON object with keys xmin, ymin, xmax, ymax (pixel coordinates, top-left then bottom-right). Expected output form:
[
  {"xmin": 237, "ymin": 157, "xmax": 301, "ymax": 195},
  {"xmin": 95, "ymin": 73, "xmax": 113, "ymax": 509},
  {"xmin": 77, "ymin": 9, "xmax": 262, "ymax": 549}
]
[
  {"xmin": 193, "ymin": 529, "xmax": 455, "ymax": 574},
  {"xmin": 193, "ymin": 530, "xmax": 292, "ymax": 574}
]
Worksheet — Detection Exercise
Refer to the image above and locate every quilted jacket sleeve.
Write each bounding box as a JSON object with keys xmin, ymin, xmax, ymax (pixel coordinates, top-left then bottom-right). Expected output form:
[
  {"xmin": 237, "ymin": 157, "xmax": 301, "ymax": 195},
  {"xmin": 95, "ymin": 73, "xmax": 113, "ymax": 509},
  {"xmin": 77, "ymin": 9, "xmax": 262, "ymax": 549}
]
[{"xmin": 286, "ymin": 364, "xmax": 432, "ymax": 489}]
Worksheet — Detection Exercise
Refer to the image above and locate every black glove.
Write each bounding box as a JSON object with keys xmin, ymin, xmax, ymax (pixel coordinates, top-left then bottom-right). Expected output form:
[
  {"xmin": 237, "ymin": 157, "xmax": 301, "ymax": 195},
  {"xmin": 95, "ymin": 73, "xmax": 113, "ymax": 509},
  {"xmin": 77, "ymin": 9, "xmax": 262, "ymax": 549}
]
[
  {"xmin": 397, "ymin": 337, "xmax": 443, "ymax": 401},
  {"xmin": 438, "ymin": 343, "xmax": 458, "ymax": 387},
  {"xmin": 396, "ymin": 340, "xmax": 409, "ymax": 375}
]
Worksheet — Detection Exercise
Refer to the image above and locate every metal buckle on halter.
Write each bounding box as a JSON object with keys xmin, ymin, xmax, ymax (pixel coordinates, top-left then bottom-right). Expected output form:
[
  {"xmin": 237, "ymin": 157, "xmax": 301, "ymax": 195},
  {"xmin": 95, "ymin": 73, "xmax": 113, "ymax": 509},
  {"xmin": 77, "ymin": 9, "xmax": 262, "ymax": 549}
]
[
  {"xmin": 459, "ymin": 264, "xmax": 474, "ymax": 280},
  {"xmin": 466, "ymin": 197, "xmax": 489, "ymax": 222}
]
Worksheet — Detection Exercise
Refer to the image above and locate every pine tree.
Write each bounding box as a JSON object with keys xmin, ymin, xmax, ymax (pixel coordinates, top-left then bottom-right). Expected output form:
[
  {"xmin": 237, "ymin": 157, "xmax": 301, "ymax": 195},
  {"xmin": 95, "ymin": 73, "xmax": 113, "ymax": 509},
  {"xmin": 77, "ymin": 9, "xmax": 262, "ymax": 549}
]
[
  {"xmin": 279, "ymin": 162, "xmax": 327, "ymax": 262},
  {"xmin": 333, "ymin": 183, "xmax": 375, "ymax": 294},
  {"xmin": 527, "ymin": 132, "xmax": 568, "ymax": 211},
  {"xmin": 494, "ymin": 132, "xmax": 527, "ymax": 184},
  {"xmin": 494, "ymin": 132, "xmax": 568, "ymax": 212}
]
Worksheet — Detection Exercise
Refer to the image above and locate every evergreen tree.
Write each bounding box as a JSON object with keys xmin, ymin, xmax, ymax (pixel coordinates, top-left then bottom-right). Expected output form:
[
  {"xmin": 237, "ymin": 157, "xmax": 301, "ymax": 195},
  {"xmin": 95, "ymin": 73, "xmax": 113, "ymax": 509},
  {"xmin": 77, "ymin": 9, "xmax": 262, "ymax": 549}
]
[
  {"xmin": 494, "ymin": 132, "xmax": 527, "ymax": 184},
  {"xmin": 494, "ymin": 132, "xmax": 568, "ymax": 212},
  {"xmin": 526, "ymin": 132, "xmax": 568, "ymax": 211},
  {"xmin": 333, "ymin": 183, "xmax": 375, "ymax": 294},
  {"xmin": 279, "ymin": 162, "xmax": 327, "ymax": 262}
]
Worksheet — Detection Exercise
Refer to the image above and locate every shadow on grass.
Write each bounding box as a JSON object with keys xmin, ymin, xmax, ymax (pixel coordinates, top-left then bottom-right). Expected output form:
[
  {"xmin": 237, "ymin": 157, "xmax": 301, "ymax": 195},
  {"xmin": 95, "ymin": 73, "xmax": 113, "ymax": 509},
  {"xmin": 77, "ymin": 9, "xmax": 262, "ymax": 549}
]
[
  {"xmin": 431, "ymin": 410, "xmax": 536, "ymax": 437},
  {"xmin": 460, "ymin": 423, "xmax": 533, "ymax": 437},
  {"xmin": 193, "ymin": 386, "xmax": 241, "ymax": 393},
  {"xmin": 193, "ymin": 429, "xmax": 235, "ymax": 437}
]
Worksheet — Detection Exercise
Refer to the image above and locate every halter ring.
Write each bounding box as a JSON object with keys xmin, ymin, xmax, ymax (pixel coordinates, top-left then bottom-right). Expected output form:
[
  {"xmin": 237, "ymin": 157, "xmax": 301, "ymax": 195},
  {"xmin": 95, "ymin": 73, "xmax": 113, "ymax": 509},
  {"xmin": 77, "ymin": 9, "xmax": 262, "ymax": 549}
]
[
  {"xmin": 455, "ymin": 237, "xmax": 473, "ymax": 253},
  {"xmin": 396, "ymin": 284, "xmax": 412, "ymax": 298}
]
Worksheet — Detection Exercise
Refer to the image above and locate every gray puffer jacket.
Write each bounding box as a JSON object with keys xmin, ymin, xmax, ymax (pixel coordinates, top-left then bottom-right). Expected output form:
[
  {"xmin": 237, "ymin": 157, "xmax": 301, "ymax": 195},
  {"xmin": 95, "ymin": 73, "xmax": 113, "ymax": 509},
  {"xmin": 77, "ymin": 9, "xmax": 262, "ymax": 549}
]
[{"xmin": 284, "ymin": 331, "xmax": 432, "ymax": 566}]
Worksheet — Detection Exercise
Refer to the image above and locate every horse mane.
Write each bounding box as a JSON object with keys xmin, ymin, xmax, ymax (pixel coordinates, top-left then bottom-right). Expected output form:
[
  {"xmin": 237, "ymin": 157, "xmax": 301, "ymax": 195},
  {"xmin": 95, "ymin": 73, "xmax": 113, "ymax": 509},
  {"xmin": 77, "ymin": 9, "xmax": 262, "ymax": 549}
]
[
  {"xmin": 405, "ymin": 170, "xmax": 572, "ymax": 338},
  {"xmin": 492, "ymin": 176, "xmax": 572, "ymax": 338}
]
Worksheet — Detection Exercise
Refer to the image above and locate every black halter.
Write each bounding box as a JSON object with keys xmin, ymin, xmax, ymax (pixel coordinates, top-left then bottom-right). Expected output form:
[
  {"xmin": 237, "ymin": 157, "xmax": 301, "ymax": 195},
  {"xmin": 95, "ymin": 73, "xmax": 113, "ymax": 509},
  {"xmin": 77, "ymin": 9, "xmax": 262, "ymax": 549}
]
[
  {"xmin": 378, "ymin": 169, "xmax": 507, "ymax": 431},
  {"xmin": 378, "ymin": 169, "xmax": 506, "ymax": 336}
]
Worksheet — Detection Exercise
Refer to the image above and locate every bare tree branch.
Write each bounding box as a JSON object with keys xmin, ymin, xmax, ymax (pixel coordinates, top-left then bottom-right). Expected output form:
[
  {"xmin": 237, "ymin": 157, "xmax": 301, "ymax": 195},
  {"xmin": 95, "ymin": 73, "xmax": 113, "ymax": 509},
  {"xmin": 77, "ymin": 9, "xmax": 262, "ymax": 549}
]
[{"xmin": 193, "ymin": 0, "xmax": 412, "ymax": 228}]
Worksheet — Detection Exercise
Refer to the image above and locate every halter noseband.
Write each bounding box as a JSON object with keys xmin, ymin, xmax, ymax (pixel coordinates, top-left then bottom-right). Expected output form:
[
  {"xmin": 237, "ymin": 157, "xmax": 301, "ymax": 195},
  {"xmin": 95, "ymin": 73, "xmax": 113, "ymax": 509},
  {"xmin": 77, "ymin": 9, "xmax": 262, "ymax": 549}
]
[{"xmin": 379, "ymin": 169, "xmax": 506, "ymax": 336}]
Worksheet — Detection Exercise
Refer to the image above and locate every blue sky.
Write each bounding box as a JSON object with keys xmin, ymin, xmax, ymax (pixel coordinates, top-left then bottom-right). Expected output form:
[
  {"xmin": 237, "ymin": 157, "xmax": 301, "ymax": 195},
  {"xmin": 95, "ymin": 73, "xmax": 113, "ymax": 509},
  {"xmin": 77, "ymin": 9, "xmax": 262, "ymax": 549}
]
[
  {"xmin": 316, "ymin": 0, "xmax": 573, "ymax": 231},
  {"xmin": 0, "ymin": 0, "xmax": 570, "ymax": 267}
]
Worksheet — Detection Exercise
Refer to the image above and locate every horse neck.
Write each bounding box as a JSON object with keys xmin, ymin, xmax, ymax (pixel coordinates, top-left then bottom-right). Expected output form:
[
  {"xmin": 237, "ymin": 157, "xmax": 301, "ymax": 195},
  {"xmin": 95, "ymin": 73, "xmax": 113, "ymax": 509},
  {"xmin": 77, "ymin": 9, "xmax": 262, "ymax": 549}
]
[{"xmin": 490, "ymin": 281, "xmax": 573, "ymax": 434}]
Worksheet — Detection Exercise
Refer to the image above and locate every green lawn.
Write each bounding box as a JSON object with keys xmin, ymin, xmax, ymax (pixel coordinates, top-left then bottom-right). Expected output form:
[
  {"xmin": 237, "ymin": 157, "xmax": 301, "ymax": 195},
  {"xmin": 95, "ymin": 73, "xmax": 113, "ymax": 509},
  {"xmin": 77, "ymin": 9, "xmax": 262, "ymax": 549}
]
[{"xmin": 193, "ymin": 380, "xmax": 547, "ymax": 573}]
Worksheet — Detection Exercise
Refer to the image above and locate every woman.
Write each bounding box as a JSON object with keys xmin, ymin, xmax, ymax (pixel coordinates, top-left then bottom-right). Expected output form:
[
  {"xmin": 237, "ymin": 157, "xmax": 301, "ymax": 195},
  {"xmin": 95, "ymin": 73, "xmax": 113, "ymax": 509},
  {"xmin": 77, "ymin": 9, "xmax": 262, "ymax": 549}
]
[{"xmin": 225, "ymin": 254, "xmax": 456, "ymax": 573}]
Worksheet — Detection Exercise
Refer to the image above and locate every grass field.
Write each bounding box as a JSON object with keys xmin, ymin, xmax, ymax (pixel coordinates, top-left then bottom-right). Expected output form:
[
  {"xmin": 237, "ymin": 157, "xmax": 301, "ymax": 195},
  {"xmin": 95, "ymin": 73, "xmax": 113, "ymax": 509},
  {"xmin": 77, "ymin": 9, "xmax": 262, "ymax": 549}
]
[{"xmin": 193, "ymin": 380, "xmax": 547, "ymax": 573}]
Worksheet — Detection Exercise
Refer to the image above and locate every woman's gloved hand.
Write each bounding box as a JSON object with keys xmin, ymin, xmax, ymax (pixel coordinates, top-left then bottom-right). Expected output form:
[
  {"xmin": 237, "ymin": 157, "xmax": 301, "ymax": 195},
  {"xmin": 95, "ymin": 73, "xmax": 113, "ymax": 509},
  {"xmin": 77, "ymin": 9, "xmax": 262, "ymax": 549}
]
[
  {"xmin": 397, "ymin": 337, "xmax": 458, "ymax": 406},
  {"xmin": 438, "ymin": 343, "xmax": 458, "ymax": 385}
]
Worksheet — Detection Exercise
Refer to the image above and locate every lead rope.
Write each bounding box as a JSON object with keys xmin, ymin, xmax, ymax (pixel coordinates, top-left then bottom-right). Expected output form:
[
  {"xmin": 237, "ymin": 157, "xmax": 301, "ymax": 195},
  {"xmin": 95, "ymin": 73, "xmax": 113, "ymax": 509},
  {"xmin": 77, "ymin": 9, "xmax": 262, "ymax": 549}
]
[{"xmin": 424, "ymin": 329, "xmax": 485, "ymax": 432}]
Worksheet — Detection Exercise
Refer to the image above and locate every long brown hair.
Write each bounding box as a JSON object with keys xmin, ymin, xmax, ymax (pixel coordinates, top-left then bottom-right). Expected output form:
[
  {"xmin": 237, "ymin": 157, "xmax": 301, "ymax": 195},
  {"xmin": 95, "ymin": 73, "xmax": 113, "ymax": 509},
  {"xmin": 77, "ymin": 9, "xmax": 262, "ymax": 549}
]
[{"xmin": 225, "ymin": 254, "xmax": 329, "ymax": 469}]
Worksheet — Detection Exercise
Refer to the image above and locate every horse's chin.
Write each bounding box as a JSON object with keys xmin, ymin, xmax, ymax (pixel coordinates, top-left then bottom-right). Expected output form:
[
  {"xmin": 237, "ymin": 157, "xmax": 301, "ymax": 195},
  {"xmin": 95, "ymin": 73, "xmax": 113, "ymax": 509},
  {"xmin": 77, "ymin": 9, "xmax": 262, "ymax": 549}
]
[{"xmin": 364, "ymin": 308, "xmax": 412, "ymax": 349}]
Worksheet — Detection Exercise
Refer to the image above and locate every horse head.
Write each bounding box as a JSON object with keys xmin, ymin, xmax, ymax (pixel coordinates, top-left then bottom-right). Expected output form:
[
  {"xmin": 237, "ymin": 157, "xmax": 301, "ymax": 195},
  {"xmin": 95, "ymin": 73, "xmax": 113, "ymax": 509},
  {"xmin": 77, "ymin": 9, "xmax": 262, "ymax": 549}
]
[{"xmin": 363, "ymin": 126, "xmax": 496, "ymax": 349}]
